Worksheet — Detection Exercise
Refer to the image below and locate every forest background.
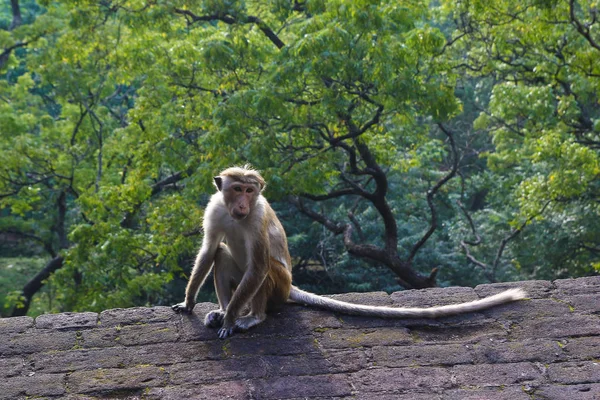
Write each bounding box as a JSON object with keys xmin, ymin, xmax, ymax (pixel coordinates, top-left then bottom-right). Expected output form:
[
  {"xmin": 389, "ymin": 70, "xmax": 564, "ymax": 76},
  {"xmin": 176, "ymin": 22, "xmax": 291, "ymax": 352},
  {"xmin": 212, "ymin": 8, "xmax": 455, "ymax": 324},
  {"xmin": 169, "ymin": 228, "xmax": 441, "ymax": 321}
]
[{"xmin": 1, "ymin": 0, "xmax": 599, "ymax": 317}]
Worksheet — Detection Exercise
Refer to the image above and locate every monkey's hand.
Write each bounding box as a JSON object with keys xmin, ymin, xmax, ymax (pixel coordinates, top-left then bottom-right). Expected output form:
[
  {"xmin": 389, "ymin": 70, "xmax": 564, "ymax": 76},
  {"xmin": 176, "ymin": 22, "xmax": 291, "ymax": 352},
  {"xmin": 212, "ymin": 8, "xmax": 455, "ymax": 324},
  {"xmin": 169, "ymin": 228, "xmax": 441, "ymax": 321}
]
[
  {"xmin": 217, "ymin": 314, "xmax": 237, "ymax": 339},
  {"xmin": 171, "ymin": 301, "xmax": 194, "ymax": 314},
  {"xmin": 217, "ymin": 323, "xmax": 236, "ymax": 339}
]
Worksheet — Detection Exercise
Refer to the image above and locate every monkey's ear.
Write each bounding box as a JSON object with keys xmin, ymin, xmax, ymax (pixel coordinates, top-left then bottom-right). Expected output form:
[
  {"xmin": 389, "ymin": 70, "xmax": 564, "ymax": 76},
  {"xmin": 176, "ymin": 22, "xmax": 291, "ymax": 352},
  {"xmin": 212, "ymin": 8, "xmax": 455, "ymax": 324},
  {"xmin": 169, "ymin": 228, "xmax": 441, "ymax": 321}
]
[{"xmin": 213, "ymin": 176, "xmax": 223, "ymax": 191}]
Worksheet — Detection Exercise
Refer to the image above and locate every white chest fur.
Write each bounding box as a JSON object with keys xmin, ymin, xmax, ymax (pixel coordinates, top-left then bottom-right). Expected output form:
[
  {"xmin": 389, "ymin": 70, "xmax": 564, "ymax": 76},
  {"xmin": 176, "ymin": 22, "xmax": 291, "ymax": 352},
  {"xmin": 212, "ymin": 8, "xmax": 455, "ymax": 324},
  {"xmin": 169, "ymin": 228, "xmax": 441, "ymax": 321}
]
[{"xmin": 205, "ymin": 194, "xmax": 267, "ymax": 271}]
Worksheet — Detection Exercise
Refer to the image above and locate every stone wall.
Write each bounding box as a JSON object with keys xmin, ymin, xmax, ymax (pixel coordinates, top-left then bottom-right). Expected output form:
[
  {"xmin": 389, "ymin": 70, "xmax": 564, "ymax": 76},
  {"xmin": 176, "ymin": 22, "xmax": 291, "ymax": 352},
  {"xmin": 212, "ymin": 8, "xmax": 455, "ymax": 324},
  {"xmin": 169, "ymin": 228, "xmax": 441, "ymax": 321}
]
[{"xmin": 1, "ymin": 277, "xmax": 599, "ymax": 399}]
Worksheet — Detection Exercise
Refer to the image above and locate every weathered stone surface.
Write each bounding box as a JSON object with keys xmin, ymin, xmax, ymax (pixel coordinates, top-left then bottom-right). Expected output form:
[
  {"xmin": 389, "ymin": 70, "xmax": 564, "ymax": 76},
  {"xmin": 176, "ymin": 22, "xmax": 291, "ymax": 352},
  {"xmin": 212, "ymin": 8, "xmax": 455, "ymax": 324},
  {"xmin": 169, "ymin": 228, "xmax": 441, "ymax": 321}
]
[
  {"xmin": 472, "ymin": 337, "xmax": 566, "ymax": 364},
  {"xmin": 511, "ymin": 314, "xmax": 600, "ymax": 339},
  {"xmin": 561, "ymin": 336, "xmax": 600, "ymax": 360},
  {"xmin": 80, "ymin": 321, "xmax": 179, "ymax": 349},
  {"xmin": 476, "ymin": 279, "xmax": 554, "ymax": 298},
  {"xmin": 451, "ymin": 361, "xmax": 544, "ymax": 386},
  {"xmin": 31, "ymin": 347, "xmax": 130, "ymax": 373},
  {"xmin": 251, "ymin": 374, "xmax": 353, "ymax": 399},
  {"xmin": 532, "ymin": 383, "xmax": 600, "ymax": 400},
  {"xmin": 330, "ymin": 291, "xmax": 393, "ymax": 305},
  {"xmin": 0, "ymin": 276, "xmax": 597, "ymax": 399},
  {"xmin": 227, "ymin": 335, "xmax": 316, "ymax": 356},
  {"xmin": 323, "ymin": 348, "xmax": 368, "ymax": 373},
  {"xmin": 0, "ymin": 356, "xmax": 24, "ymax": 377},
  {"xmin": 99, "ymin": 305, "xmax": 178, "ymax": 327},
  {"xmin": 314, "ymin": 326, "xmax": 412, "ymax": 349},
  {"xmin": 548, "ymin": 361, "xmax": 600, "ymax": 384},
  {"xmin": 370, "ymin": 343, "xmax": 475, "ymax": 367},
  {"xmin": 146, "ymin": 381, "xmax": 249, "ymax": 400},
  {"xmin": 177, "ymin": 309, "xmax": 224, "ymax": 342},
  {"xmin": 67, "ymin": 365, "xmax": 168, "ymax": 394},
  {"xmin": 0, "ymin": 316, "xmax": 33, "ymax": 333},
  {"xmin": 480, "ymin": 297, "xmax": 573, "ymax": 321},
  {"xmin": 561, "ymin": 294, "xmax": 600, "ymax": 314},
  {"xmin": 0, "ymin": 330, "xmax": 77, "ymax": 356},
  {"xmin": 0, "ymin": 373, "xmax": 66, "ymax": 398},
  {"xmin": 35, "ymin": 312, "xmax": 98, "ymax": 330},
  {"xmin": 391, "ymin": 286, "xmax": 478, "ymax": 306},
  {"xmin": 351, "ymin": 366, "xmax": 453, "ymax": 392},
  {"xmin": 554, "ymin": 276, "xmax": 600, "ymax": 295},
  {"xmin": 249, "ymin": 307, "xmax": 344, "ymax": 335},
  {"xmin": 352, "ymin": 393, "xmax": 442, "ymax": 400},
  {"xmin": 442, "ymin": 386, "xmax": 531, "ymax": 400}
]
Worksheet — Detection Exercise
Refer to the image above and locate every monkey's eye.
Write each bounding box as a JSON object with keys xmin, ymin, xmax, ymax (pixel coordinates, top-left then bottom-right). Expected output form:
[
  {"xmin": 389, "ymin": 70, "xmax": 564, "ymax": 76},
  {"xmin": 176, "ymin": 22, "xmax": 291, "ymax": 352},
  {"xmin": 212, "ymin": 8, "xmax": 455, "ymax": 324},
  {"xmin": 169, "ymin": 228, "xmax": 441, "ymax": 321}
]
[
  {"xmin": 246, "ymin": 188, "xmax": 254, "ymax": 193},
  {"xmin": 234, "ymin": 187, "xmax": 242, "ymax": 192}
]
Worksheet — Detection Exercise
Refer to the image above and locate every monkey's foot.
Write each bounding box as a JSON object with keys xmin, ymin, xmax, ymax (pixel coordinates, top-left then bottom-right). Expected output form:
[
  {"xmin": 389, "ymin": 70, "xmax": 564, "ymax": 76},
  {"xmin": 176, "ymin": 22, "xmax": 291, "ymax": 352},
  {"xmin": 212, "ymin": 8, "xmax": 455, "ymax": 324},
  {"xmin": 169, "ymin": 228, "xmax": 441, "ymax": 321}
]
[
  {"xmin": 204, "ymin": 310, "xmax": 225, "ymax": 328},
  {"xmin": 171, "ymin": 301, "xmax": 193, "ymax": 314},
  {"xmin": 235, "ymin": 315, "xmax": 266, "ymax": 331}
]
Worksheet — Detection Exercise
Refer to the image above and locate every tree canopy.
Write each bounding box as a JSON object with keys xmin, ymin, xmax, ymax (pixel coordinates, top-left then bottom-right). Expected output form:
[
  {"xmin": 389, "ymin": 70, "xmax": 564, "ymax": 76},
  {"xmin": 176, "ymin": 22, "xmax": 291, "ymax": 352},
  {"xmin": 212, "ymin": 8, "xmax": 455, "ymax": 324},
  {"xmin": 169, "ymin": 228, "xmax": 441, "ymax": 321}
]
[{"xmin": 1, "ymin": 0, "xmax": 598, "ymax": 316}]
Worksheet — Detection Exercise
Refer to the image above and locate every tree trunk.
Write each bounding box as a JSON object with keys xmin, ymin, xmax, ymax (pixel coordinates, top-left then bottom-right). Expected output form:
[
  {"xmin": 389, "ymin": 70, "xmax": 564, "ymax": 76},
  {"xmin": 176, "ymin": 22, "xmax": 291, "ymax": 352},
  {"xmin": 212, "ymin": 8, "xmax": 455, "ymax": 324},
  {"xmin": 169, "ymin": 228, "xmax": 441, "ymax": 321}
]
[
  {"xmin": 11, "ymin": 256, "xmax": 64, "ymax": 317},
  {"xmin": 9, "ymin": 0, "xmax": 22, "ymax": 30}
]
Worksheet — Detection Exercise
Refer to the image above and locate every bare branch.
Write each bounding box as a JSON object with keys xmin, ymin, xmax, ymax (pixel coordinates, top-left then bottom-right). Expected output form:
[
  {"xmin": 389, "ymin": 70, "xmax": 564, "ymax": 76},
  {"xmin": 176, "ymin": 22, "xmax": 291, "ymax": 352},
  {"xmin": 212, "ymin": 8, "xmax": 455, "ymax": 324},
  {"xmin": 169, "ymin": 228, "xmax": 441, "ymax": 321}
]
[
  {"xmin": 173, "ymin": 8, "xmax": 285, "ymax": 49},
  {"xmin": 343, "ymin": 224, "xmax": 390, "ymax": 265},
  {"xmin": 347, "ymin": 211, "xmax": 366, "ymax": 242},
  {"xmin": 246, "ymin": 16, "xmax": 285, "ymax": 49},
  {"xmin": 11, "ymin": 256, "xmax": 64, "ymax": 317},
  {"xmin": 460, "ymin": 240, "xmax": 489, "ymax": 270},
  {"xmin": 0, "ymin": 229, "xmax": 56, "ymax": 258},
  {"xmin": 408, "ymin": 123, "xmax": 459, "ymax": 262},
  {"xmin": 289, "ymin": 196, "xmax": 345, "ymax": 235},
  {"xmin": 457, "ymin": 200, "xmax": 482, "ymax": 246},
  {"xmin": 456, "ymin": 199, "xmax": 494, "ymax": 279},
  {"xmin": 121, "ymin": 168, "xmax": 194, "ymax": 228},
  {"xmin": 0, "ymin": 41, "xmax": 29, "ymax": 69},
  {"xmin": 491, "ymin": 201, "xmax": 552, "ymax": 274},
  {"xmin": 569, "ymin": 0, "xmax": 600, "ymax": 52},
  {"xmin": 301, "ymin": 188, "xmax": 357, "ymax": 201},
  {"xmin": 173, "ymin": 9, "xmax": 236, "ymax": 25}
]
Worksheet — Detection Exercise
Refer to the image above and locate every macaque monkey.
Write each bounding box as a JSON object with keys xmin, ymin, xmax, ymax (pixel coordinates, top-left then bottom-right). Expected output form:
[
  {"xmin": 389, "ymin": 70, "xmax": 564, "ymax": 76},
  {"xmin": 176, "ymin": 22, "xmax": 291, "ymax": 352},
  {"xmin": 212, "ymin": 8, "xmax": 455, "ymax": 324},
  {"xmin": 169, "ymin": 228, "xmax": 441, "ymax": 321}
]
[{"xmin": 172, "ymin": 166, "xmax": 526, "ymax": 339}]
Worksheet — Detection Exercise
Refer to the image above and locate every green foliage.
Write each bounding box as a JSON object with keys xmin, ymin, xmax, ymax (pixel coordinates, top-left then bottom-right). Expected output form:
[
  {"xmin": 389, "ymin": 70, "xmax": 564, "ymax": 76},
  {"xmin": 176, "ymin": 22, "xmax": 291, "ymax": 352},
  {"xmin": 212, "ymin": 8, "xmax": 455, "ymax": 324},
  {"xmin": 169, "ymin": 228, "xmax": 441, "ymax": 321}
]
[{"xmin": 437, "ymin": 0, "xmax": 600, "ymax": 280}]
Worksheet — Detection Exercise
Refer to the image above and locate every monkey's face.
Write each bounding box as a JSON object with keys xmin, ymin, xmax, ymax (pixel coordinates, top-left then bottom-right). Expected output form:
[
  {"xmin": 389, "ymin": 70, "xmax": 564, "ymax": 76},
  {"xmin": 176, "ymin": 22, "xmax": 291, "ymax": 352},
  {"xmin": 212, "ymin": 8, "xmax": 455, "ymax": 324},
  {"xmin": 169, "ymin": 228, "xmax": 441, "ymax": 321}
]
[{"xmin": 221, "ymin": 179, "xmax": 260, "ymax": 221}]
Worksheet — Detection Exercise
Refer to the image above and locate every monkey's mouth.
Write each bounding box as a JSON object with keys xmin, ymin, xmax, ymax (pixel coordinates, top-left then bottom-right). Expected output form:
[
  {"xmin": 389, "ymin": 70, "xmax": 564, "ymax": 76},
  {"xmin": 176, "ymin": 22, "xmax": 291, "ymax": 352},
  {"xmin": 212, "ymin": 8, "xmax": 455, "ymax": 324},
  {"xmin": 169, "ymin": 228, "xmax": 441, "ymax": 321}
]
[{"xmin": 232, "ymin": 211, "xmax": 249, "ymax": 220}]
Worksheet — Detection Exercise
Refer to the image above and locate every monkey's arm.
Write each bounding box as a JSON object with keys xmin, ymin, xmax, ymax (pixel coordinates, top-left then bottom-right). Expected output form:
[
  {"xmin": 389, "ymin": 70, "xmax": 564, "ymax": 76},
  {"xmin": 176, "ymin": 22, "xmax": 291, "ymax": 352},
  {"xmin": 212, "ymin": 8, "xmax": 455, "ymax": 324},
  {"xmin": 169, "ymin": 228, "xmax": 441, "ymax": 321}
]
[
  {"xmin": 218, "ymin": 244, "xmax": 269, "ymax": 338},
  {"xmin": 172, "ymin": 231, "xmax": 222, "ymax": 313}
]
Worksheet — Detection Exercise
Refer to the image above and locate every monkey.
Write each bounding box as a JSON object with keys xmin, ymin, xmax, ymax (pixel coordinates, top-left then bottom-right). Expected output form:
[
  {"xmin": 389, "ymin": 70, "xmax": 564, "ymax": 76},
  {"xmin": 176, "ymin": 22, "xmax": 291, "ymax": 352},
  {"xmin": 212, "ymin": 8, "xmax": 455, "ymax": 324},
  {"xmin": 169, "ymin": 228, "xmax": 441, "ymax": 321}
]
[{"xmin": 172, "ymin": 166, "xmax": 527, "ymax": 339}]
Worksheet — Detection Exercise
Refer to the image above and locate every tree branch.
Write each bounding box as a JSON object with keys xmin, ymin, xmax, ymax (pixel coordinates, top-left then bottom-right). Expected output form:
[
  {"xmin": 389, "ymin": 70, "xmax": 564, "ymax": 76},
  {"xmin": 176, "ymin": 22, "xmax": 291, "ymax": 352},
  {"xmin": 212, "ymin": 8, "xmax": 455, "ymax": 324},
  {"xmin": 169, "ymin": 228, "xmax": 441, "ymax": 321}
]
[
  {"xmin": 11, "ymin": 256, "xmax": 64, "ymax": 317},
  {"xmin": 300, "ymin": 188, "xmax": 357, "ymax": 201},
  {"xmin": 408, "ymin": 123, "xmax": 459, "ymax": 262},
  {"xmin": 491, "ymin": 201, "xmax": 551, "ymax": 274},
  {"xmin": 289, "ymin": 196, "xmax": 345, "ymax": 235},
  {"xmin": 121, "ymin": 168, "xmax": 194, "ymax": 228},
  {"xmin": 173, "ymin": 8, "xmax": 285, "ymax": 49},
  {"xmin": 246, "ymin": 16, "xmax": 285, "ymax": 49},
  {"xmin": 0, "ymin": 41, "xmax": 29, "ymax": 69},
  {"xmin": 569, "ymin": 0, "xmax": 600, "ymax": 52},
  {"xmin": 0, "ymin": 229, "xmax": 56, "ymax": 258},
  {"xmin": 342, "ymin": 224, "xmax": 390, "ymax": 265},
  {"xmin": 9, "ymin": 0, "xmax": 22, "ymax": 30}
]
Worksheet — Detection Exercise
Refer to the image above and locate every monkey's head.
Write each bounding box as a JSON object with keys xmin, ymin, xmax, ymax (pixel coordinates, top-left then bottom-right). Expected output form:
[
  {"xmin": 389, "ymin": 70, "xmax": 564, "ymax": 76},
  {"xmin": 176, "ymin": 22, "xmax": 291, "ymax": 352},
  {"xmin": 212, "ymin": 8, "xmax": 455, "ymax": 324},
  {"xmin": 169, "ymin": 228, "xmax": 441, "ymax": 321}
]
[{"xmin": 215, "ymin": 166, "xmax": 266, "ymax": 221}]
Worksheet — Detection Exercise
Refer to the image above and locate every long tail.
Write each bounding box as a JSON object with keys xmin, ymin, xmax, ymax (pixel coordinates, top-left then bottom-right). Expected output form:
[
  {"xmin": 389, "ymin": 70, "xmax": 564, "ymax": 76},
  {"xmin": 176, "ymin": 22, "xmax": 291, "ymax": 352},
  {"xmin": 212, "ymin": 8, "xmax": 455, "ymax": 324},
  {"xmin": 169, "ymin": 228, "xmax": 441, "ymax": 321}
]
[{"xmin": 288, "ymin": 286, "xmax": 527, "ymax": 318}]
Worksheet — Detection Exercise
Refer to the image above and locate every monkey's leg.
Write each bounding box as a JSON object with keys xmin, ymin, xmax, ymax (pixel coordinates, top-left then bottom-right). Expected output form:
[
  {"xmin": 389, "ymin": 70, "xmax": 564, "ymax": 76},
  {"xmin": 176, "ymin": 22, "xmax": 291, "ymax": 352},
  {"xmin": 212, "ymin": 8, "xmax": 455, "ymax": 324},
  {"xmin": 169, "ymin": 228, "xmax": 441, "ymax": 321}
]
[
  {"xmin": 205, "ymin": 243, "xmax": 243, "ymax": 328},
  {"xmin": 233, "ymin": 259, "xmax": 291, "ymax": 332}
]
